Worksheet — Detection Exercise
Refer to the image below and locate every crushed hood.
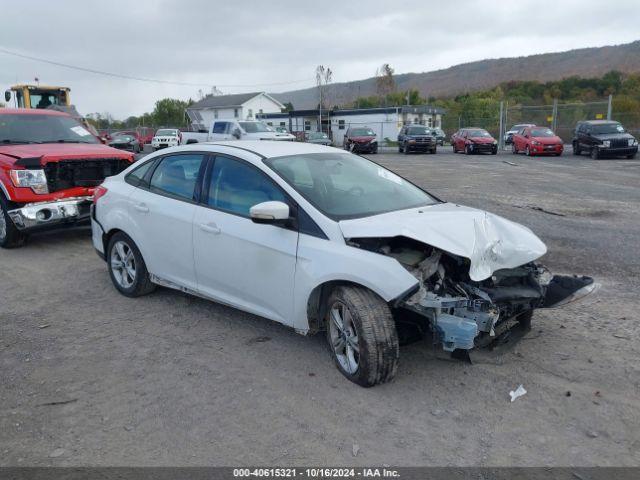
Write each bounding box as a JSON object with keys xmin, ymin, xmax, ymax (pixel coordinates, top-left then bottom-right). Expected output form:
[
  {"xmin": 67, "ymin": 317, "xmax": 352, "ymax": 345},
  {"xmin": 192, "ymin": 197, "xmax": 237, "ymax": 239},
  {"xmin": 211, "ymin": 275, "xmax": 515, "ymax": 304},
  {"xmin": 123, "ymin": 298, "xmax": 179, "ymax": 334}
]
[{"xmin": 339, "ymin": 202, "xmax": 547, "ymax": 281}]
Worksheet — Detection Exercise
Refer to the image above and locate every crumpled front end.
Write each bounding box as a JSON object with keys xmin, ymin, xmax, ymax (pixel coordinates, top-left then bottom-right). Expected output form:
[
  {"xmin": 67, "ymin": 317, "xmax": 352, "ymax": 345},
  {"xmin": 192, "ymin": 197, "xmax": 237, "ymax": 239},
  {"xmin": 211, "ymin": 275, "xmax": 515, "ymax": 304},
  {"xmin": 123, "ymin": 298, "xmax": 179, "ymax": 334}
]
[{"xmin": 347, "ymin": 236, "xmax": 595, "ymax": 353}]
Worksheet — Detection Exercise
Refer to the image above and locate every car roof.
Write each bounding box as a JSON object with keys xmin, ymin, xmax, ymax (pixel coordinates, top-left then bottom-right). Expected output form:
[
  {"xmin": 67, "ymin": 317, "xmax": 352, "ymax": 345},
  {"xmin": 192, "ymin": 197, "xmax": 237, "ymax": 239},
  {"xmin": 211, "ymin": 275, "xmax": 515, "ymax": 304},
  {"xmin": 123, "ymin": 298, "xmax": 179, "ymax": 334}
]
[
  {"xmin": 0, "ymin": 108, "xmax": 70, "ymax": 117},
  {"xmin": 199, "ymin": 140, "xmax": 341, "ymax": 158},
  {"xmin": 581, "ymin": 120, "xmax": 619, "ymax": 125}
]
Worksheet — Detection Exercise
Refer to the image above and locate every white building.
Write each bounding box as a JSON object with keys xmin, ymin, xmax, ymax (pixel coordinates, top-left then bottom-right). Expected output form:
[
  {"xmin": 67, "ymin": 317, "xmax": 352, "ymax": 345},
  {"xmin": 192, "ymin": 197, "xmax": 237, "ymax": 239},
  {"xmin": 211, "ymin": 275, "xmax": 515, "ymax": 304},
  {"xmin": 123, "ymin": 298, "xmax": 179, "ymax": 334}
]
[
  {"xmin": 260, "ymin": 105, "xmax": 445, "ymax": 145},
  {"xmin": 186, "ymin": 92, "xmax": 285, "ymax": 131}
]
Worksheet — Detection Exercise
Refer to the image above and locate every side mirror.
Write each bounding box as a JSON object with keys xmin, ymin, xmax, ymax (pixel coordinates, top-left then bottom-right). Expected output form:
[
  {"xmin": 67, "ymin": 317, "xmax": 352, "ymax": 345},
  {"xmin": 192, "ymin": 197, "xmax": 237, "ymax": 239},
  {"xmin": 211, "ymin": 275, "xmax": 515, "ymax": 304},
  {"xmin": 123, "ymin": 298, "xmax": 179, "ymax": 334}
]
[
  {"xmin": 186, "ymin": 139, "xmax": 198, "ymax": 144},
  {"xmin": 99, "ymin": 137, "xmax": 107, "ymax": 144},
  {"xmin": 4, "ymin": 90, "xmax": 11, "ymax": 102},
  {"xmin": 232, "ymin": 128, "xmax": 242, "ymax": 139},
  {"xmin": 250, "ymin": 201, "xmax": 290, "ymax": 225}
]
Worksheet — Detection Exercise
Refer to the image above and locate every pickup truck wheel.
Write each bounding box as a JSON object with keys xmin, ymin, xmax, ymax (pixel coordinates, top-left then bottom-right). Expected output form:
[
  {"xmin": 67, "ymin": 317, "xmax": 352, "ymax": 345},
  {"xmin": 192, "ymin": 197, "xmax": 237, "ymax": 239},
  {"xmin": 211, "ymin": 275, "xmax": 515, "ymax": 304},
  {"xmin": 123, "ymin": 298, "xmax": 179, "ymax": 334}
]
[
  {"xmin": 107, "ymin": 232, "xmax": 155, "ymax": 297},
  {"xmin": 590, "ymin": 147, "xmax": 600, "ymax": 160},
  {"xmin": 326, "ymin": 285, "xmax": 399, "ymax": 387},
  {"xmin": 573, "ymin": 142, "xmax": 581, "ymax": 155},
  {"xmin": 398, "ymin": 144, "xmax": 403, "ymax": 153},
  {"xmin": 0, "ymin": 195, "xmax": 27, "ymax": 249}
]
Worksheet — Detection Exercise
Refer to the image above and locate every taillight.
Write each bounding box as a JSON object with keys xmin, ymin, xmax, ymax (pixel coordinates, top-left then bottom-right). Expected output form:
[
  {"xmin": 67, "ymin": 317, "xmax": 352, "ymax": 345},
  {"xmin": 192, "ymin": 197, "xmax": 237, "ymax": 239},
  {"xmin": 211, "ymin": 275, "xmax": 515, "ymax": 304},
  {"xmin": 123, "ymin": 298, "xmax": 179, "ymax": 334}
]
[{"xmin": 93, "ymin": 185, "xmax": 108, "ymax": 204}]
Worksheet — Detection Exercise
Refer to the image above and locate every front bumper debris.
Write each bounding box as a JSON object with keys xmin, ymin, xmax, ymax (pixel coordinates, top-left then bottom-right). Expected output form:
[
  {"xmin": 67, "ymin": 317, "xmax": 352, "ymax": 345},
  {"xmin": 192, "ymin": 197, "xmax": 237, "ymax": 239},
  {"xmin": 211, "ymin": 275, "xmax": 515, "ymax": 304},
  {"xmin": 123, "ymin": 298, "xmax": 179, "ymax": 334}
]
[{"xmin": 8, "ymin": 197, "xmax": 92, "ymax": 231}]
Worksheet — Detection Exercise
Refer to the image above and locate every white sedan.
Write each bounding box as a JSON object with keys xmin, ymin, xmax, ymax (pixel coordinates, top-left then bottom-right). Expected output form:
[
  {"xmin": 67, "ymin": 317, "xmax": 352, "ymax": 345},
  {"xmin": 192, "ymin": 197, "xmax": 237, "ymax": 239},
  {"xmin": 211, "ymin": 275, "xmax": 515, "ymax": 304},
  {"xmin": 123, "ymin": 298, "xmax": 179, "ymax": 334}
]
[{"xmin": 91, "ymin": 142, "xmax": 594, "ymax": 386}]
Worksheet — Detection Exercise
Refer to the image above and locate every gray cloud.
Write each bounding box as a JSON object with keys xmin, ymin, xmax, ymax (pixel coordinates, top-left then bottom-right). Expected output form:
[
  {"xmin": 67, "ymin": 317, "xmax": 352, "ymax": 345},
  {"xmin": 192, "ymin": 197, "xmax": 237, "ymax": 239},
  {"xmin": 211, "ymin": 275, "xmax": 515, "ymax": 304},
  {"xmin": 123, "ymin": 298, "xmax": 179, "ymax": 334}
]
[{"xmin": 1, "ymin": 0, "xmax": 639, "ymax": 117}]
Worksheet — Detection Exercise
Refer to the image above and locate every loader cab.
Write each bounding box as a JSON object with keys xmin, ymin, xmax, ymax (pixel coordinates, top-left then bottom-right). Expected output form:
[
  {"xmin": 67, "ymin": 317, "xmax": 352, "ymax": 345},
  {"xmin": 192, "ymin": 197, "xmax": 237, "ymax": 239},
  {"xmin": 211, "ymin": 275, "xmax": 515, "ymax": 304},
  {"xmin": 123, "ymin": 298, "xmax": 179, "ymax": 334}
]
[{"xmin": 5, "ymin": 85, "xmax": 71, "ymax": 110}]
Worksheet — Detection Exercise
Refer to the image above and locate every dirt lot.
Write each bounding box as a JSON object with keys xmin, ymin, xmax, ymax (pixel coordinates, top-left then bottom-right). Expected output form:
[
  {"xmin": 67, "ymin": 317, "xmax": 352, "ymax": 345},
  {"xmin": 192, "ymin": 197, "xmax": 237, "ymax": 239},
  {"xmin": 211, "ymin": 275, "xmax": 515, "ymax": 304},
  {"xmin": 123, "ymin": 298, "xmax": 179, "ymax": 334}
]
[{"xmin": 1, "ymin": 149, "xmax": 639, "ymax": 467}]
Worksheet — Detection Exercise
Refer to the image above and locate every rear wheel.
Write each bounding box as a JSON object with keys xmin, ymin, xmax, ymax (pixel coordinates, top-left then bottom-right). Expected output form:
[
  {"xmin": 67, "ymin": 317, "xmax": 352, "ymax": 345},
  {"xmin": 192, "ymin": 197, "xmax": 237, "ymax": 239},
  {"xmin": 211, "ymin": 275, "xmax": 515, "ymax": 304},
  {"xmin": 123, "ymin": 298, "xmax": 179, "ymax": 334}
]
[
  {"xmin": 326, "ymin": 285, "xmax": 399, "ymax": 387},
  {"xmin": 0, "ymin": 194, "xmax": 27, "ymax": 249},
  {"xmin": 107, "ymin": 232, "xmax": 155, "ymax": 297}
]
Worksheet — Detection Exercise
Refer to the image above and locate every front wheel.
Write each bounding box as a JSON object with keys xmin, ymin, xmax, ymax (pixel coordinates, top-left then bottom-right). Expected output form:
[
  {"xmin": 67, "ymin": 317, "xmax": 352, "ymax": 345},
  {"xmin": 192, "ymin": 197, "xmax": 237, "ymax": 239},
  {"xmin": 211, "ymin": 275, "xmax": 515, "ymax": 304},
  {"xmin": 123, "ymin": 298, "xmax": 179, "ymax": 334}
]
[
  {"xmin": 525, "ymin": 145, "xmax": 531, "ymax": 156},
  {"xmin": 107, "ymin": 232, "xmax": 156, "ymax": 297},
  {"xmin": 627, "ymin": 153, "xmax": 636, "ymax": 159},
  {"xmin": 590, "ymin": 148, "xmax": 600, "ymax": 160},
  {"xmin": 465, "ymin": 145, "xmax": 472, "ymax": 155},
  {"xmin": 326, "ymin": 285, "xmax": 399, "ymax": 387},
  {"xmin": 573, "ymin": 142, "xmax": 581, "ymax": 155},
  {"xmin": 0, "ymin": 195, "xmax": 27, "ymax": 249}
]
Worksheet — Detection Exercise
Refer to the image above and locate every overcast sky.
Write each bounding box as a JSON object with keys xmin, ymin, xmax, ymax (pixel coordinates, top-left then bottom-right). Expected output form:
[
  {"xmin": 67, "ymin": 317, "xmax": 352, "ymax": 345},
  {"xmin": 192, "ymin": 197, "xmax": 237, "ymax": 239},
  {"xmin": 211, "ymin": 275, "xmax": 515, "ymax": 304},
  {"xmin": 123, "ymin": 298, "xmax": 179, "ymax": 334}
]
[{"xmin": 1, "ymin": 0, "xmax": 639, "ymax": 118}]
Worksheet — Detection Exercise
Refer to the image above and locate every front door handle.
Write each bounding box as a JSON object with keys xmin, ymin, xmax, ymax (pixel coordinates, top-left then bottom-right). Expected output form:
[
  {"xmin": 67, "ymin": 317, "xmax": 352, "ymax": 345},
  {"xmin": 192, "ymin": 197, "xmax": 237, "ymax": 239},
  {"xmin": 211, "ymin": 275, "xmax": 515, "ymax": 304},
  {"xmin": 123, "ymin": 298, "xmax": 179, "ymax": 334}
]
[
  {"xmin": 133, "ymin": 203, "xmax": 149, "ymax": 213},
  {"xmin": 198, "ymin": 222, "xmax": 221, "ymax": 234}
]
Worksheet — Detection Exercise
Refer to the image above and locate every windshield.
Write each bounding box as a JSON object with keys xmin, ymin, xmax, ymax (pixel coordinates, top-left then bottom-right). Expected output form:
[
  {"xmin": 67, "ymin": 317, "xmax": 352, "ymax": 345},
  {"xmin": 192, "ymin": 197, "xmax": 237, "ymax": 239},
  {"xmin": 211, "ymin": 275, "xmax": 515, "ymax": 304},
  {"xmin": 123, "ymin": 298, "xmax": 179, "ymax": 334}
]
[
  {"xmin": 265, "ymin": 152, "xmax": 438, "ymax": 220},
  {"xmin": 407, "ymin": 126, "xmax": 431, "ymax": 135},
  {"xmin": 350, "ymin": 128, "xmax": 375, "ymax": 137},
  {"xmin": 591, "ymin": 123, "xmax": 625, "ymax": 134},
  {"xmin": 0, "ymin": 113, "xmax": 99, "ymax": 144},
  {"xmin": 510, "ymin": 124, "xmax": 531, "ymax": 132},
  {"xmin": 240, "ymin": 121, "xmax": 273, "ymax": 133},
  {"xmin": 467, "ymin": 129, "xmax": 491, "ymax": 137},
  {"xmin": 530, "ymin": 128, "xmax": 555, "ymax": 137},
  {"xmin": 433, "ymin": 129, "xmax": 444, "ymax": 135},
  {"xmin": 155, "ymin": 129, "xmax": 178, "ymax": 136},
  {"xmin": 112, "ymin": 135, "xmax": 134, "ymax": 141},
  {"xmin": 309, "ymin": 132, "xmax": 328, "ymax": 139}
]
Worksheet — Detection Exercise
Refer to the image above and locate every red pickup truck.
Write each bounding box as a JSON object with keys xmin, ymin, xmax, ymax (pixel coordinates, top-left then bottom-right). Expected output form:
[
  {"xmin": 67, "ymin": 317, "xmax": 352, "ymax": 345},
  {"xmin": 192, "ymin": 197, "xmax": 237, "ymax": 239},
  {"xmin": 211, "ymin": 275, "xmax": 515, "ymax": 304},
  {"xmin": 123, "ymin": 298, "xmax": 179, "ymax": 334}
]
[{"xmin": 0, "ymin": 108, "xmax": 135, "ymax": 248}]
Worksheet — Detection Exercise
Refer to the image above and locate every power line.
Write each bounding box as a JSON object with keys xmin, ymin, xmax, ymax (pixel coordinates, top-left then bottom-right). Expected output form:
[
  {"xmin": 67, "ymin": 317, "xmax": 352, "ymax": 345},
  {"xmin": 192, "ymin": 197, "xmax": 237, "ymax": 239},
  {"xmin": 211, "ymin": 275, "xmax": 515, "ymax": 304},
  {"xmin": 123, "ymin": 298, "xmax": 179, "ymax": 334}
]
[{"xmin": 0, "ymin": 47, "xmax": 313, "ymax": 89}]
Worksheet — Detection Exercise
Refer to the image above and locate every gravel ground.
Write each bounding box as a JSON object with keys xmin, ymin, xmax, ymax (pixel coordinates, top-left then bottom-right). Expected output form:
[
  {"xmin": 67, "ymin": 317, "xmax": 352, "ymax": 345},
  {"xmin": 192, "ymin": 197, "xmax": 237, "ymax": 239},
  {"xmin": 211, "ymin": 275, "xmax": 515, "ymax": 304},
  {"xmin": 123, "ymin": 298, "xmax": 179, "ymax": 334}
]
[{"xmin": 1, "ymin": 149, "xmax": 639, "ymax": 467}]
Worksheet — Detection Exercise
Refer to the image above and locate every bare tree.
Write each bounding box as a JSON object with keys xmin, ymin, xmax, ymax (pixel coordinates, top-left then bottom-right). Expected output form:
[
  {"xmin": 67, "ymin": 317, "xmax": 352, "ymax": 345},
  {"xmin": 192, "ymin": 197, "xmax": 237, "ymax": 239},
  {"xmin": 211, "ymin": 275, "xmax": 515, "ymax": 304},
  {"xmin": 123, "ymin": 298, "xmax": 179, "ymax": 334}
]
[
  {"xmin": 375, "ymin": 63, "xmax": 395, "ymax": 103},
  {"xmin": 316, "ymin": 65, "xmax": 332, "ymax": 132}
]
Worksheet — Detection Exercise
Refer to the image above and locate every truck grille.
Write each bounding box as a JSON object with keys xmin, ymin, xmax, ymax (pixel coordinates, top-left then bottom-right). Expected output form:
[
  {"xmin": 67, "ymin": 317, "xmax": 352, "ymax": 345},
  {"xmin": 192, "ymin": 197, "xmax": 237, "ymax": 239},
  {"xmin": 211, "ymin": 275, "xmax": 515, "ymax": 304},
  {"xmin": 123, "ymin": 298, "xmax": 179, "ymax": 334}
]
[
  {"xmin": 610, "ymin": 139, "xmax": 629, "ymax": 149},
  {"xmin": 43, "ymin": 158, "xmax": 131, "ymax": 193}
]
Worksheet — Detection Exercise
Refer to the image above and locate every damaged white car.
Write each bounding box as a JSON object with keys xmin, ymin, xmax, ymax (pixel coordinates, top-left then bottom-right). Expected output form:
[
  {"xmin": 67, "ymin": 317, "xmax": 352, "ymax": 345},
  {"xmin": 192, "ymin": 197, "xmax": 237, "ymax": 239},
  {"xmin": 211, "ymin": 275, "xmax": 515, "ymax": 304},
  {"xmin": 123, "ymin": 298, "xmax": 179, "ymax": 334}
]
[{"xmin": 91, "ymin": 142, "xmax": 594, "ymax": 387}]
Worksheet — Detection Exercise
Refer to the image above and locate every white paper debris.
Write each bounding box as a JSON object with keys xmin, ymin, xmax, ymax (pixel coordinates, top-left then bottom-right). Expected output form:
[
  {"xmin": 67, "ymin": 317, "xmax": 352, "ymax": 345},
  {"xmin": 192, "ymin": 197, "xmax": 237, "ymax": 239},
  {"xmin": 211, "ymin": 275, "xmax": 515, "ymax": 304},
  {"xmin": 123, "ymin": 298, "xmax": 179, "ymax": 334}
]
[{"xmin": 509, "ymin": 384, "xmax": 527, "ymax": 402}]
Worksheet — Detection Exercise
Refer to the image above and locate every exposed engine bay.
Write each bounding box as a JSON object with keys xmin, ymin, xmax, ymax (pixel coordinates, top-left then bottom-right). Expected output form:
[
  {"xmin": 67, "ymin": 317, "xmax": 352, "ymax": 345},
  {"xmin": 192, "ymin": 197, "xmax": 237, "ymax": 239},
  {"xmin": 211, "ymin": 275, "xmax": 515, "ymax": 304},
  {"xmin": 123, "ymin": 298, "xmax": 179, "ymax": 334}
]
[
  {"xmin": 43, "ymin": 158, "xmax": 131, "ymax": 192},
  {"xmin": 347, "ymin": 236, "xmax": 594, "ymax": 353}
]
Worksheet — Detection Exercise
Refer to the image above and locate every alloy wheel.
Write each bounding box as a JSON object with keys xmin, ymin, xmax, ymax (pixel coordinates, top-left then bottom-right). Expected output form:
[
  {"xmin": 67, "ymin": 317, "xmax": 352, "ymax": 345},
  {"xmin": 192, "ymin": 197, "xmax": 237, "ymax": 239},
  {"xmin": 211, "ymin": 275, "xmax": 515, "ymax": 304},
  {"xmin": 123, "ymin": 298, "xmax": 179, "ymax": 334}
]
[
  {"xmin": 329, "ymin": 301, "xmax": 360, "ymax": 375},
  {"xmin": 110, "ymin": 240, "xmax": 137, "ymax": 288}
]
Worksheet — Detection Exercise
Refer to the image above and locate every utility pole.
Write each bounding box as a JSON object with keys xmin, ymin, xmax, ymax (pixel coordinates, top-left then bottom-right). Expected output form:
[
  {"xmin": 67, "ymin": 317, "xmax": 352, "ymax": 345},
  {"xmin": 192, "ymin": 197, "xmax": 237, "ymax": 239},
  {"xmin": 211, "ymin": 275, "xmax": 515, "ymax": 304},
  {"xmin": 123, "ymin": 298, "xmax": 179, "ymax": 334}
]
[
  {"xmin": 552, "ymin": 98, "xmax": 558, "ymax": 131},
  {"xmin": 607, "ymin": 94, "xmax": 613, "ymax": 120},
  {"xmin": 498, "ymin": 101, "xmax": 504, "ymax": 150},
  {"xmin": 316, "ymin": 65, "xmax": 332, "ymax": 133}
]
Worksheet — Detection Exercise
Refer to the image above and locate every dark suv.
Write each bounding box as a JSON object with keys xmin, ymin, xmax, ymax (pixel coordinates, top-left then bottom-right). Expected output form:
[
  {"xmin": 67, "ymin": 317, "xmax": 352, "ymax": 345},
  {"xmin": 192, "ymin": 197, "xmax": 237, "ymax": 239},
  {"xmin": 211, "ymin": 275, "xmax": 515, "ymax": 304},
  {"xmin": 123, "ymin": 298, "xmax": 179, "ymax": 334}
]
[
  {"xmin": 343, "ymin": 127, "xmax": 378, "ymax": 154},
  {"xmin": 573, "ymin": 120, "xmax": 638, "ymax": 159},
  {"xmin": 398, "ymin": 124, "xmax": 437, "ymax": 154}
]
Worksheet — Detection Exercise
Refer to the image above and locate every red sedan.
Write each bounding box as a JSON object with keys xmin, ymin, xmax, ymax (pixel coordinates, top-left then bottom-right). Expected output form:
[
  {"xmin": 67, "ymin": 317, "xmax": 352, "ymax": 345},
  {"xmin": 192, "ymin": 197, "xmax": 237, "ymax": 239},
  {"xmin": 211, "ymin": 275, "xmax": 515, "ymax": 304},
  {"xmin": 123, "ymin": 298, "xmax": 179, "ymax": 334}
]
[
  {"xmin": 512, "ymin": 126, "xmax": 563, "ymax": 156},
  {"xmin": 451, "ymin": 128, "xmax": 498, "ymax": 155}
]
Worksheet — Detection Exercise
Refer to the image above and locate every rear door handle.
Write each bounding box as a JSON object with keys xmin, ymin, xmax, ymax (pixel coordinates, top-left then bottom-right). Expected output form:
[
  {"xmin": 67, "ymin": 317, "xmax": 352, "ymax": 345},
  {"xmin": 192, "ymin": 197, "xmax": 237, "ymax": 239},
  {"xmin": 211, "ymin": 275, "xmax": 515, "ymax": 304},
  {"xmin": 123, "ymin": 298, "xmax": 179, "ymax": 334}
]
[
  {"xmin": 198, "ymin": 222, "xmax": 221, "ymax": 234},
  {"xmin": 133, "ymin": 203, "xmax": 149, "ymax": 213}
]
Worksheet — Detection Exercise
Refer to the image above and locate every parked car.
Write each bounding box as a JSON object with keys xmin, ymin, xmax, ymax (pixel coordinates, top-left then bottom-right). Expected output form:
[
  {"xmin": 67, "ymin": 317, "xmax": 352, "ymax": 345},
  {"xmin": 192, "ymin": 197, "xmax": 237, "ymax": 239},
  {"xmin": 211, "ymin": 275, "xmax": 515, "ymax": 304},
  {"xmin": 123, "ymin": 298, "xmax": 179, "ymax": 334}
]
[
  {"xmin": 305, "ymin": 131, "xmax": 332, "ymax": 146},
  {"xmin": 0, "ymin": 108, "xmax": 134, "ymax": 248},
  {"xmin": 343, "ymin": 127, "xmax": 378, "ymax": 154},
  {"xmin": 207, "ymin": 120, "xmax": 295, "ymax": 142},
  {"xmin": 431, "ymin": 128, "xmax": 446, "ymax": 146},
  {"xmin": 505, "ymin": 124, "xmax": 535, "ymax": 145},
  {"xmin": 151, "ymin": 128, "xmax": 182, "ymax": 150},
  {"xmin": 512, "ymin": 126, "xmax": 563, "ymax": 156},
  {"xmin": 572, "ymin": 120, "xmax": 638, "ymax": 159},
  {"xmin": 92, "ymin": 141, "xmax": 594, "ymax": 386},
  {"xmin": 108, "ymin": 133, "xmax": 143, "ymax": 153},
  {"xmin": 397, "ymin": 125, "xmax": 437, "ymax": 154},
  {"xmin": 274, "ymin": 126, "xmax": 291, "ymax": 135},
  {"xmin": 451, "ymin": 128, "xmax": 498, "ymax": 155}
]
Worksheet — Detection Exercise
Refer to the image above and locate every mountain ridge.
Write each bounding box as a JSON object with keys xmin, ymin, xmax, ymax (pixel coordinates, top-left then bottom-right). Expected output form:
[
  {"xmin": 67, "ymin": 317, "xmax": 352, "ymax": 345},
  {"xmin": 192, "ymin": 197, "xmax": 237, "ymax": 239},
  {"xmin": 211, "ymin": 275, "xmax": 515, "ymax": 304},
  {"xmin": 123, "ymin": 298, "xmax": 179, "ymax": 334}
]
[{"xmin": 272, "ymin": 40, "xmax": 640, "ymax": 109}]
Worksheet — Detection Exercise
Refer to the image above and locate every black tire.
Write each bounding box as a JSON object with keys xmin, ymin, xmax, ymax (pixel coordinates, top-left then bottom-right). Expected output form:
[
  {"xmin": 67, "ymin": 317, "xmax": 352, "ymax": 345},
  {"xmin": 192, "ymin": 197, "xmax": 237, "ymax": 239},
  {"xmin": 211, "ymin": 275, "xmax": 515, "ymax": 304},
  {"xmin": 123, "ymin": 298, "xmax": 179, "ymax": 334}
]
[
  {"xmin": 107, "ymin": 232, "xmax": 155, "ymax": 297},
  {"xmin": 512, "ymin": 143, "xmax": 518, "ymax": 154},
  {"xmin": 431, "ymin": 147, "xmax": 437, "ymax": 154},
  {"xmin": 325, "ymin": 285, "xmax": 399, "ymax": 387},
  {"xmin": 0, "ymin": 193, "xmax": 27, "ymax": 249},
  {"xmin": 404, "ymin": 145, "xmax": 410, "ymax": 155},
  {"xmin": 491, "ymin": 148, "xmax": 498, "ymax": 155},
  {"xmin": 465, "ymin": 145, "xmax": 472, "ymax": 155},
  {"xmin": 398, "ymin": 144, "xmax": 403, "ymax": 153},
  {"xmin": 590, "ymin": 147, "xmax": 600, "ymax": 160},
  {"xmin": 627, "ymin": 153, "xmax": 636, "ymax": 159},
  {"xmin": 525, "ymin": 145, "xmax": 531, "ymax": 156},
  {"xmin": 517, "ymin": 310, "xmax": 533, "ymax": 331},
  {"xmin": 573, "ymin": 142, "xmax": 581, "ymax": 155}
]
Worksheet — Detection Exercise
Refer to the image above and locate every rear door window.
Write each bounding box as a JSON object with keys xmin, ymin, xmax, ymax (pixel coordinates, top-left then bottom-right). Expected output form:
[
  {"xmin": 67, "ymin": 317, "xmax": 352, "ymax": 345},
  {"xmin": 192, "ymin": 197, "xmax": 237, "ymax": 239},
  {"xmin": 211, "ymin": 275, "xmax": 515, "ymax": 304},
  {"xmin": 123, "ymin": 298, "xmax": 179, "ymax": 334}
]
[
  {"xmin": 212, "ymin": 122, "xmax": 229, "ymax": 134},
  {"xmin": 149, "ymin": 154, "xmax": 205, "ymax": 201}
]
